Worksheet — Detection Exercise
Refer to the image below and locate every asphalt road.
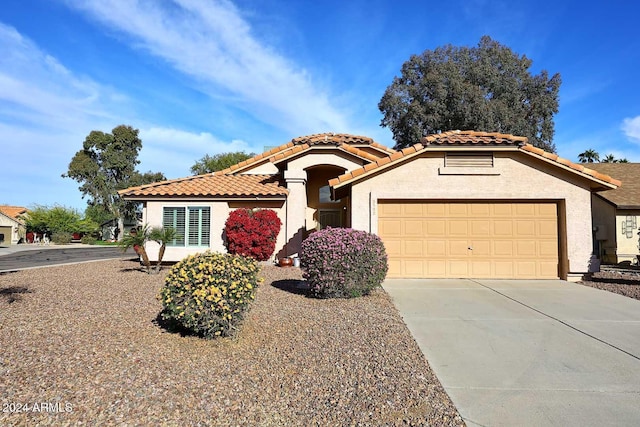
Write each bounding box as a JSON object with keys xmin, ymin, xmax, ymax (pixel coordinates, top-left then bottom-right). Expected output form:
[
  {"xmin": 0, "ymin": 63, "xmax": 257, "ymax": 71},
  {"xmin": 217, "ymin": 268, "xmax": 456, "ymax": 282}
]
[{"xmin": 0, "ymin": 246, "xmax": 129, "ymax": 272}]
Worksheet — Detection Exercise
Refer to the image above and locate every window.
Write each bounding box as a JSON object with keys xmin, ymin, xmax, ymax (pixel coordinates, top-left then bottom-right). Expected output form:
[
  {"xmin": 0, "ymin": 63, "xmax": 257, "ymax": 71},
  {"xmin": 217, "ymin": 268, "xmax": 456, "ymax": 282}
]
[{"xmin": 162, "ymin": 207, "xmax": 210, "ymax": 247}]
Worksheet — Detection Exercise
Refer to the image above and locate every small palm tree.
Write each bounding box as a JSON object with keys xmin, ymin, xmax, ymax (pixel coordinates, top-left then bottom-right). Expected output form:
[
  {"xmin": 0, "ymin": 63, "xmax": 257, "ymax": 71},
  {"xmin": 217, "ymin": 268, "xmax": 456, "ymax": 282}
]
[
  {"xmin": 616, "ymin": 158, "xmax": 629, "ymax": 163},
  {"xmin": 578, "ymin": 149, "xmax": 600, "ymax": 163},
  {"xmin": 603, "ymin": 154, "xmax": 616, "ymax": 163},
  {"xmin": 149, "ymin": 226, "xmax": 177, "ymax": 273},
  {"xmin": 118, "ymin": 224, "xmax": 152, "ymax": 273}
]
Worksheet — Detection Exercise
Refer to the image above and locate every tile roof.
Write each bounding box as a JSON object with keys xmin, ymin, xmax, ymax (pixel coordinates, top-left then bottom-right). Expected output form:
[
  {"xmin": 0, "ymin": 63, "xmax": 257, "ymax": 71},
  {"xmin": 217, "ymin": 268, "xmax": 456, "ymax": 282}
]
[
  {"xmin": 587, "ymin": 163, "xmax": 640, "ymax": 208},
  {"xmin": 422, "ymin": 130, "xmax": 528, "ymax": 146},
  {"xmin": 216, "ymin": 132, "xmax": 393, "ymax": 175},
  {"xmin": 0, "ymin": 205, "xmax": 27, "ymax": 222},
  {"xmin": 329, "ymin": 130, "xmax": 621, "ymax": 189},
  {"xmin": 119, "ymin": 174, "xmax": 287, "ymax": 198}
]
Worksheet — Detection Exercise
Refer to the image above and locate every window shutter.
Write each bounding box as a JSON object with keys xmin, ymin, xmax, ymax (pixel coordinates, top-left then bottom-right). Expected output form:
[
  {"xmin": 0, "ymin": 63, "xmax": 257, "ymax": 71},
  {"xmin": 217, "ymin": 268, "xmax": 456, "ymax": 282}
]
[
  {"xmin": 163, "ymin": 207, "xmax": 185, "ymax": 246},
  {"xmin": 188, "ymin": 207, "xmax": 210, "ymax": 246}
]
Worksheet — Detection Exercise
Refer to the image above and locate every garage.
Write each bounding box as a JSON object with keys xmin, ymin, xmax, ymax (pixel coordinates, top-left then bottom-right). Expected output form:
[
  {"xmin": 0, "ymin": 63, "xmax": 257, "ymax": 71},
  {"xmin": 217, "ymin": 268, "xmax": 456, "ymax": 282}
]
[
  {"xmin": 0, "ymin": 226, "xmax": 11, "ymax": 246},
  {"xmin": 378, "ymin": 201, "xmax": 560, "ymax": 279}
]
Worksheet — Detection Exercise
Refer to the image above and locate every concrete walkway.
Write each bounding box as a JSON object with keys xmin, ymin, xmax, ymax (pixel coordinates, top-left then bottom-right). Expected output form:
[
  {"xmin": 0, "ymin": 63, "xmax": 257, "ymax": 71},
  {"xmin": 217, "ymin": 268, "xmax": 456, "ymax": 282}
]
[{"xmin": 383, "ymin": 278, "xmax": 640, "ymax": 427}]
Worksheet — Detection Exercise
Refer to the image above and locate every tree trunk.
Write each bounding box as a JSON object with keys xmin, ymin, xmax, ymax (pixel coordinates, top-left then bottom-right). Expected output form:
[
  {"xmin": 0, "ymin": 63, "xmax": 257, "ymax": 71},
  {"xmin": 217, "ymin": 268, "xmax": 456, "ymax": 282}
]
[
  {"xmin": 139, "ymin": 246, "xmax": 152, "ymax": 274},
  {"xmin": 117, "ymin": 216, "xmax": 125, "ymax": 241},
  {"xmin": 155, "ymin": 244, "xmax": 166, "ymax": 273}
]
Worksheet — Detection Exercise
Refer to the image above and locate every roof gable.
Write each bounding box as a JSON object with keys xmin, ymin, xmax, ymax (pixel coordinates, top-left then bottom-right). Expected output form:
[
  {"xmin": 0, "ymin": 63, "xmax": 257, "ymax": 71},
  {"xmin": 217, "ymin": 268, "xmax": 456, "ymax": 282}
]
[
  {"xmin": 216, "ymin": 133, "xmax": 393, "ymax": 175},
  {"xmin": 0, "ymin": 205, "xmax": 27, "ymax": 225},
  {"xmin": 329, "ymin": 130, "xmax": 620, "ymax": 190}
]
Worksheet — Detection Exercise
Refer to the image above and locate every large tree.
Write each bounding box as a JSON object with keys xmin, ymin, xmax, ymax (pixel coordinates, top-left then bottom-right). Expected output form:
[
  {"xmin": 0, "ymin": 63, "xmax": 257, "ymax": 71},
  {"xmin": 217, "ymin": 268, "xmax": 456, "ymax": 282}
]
[
  {"xmin": 63, "ymin": 125, "xmax": 165, "ymax": 237},
  {"xmin": 190, "ymin": 152, "xmax": 254, "ymax": 175},
  {"xmin": 379, "ymin": 36, "xmax": 562, "ymax": 152}
]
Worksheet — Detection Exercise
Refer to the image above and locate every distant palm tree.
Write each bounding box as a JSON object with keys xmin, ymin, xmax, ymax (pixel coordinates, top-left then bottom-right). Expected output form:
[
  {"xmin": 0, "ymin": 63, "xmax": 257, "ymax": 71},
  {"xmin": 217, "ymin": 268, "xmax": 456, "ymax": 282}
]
[
  {"xmin": 578, "ymin": 149, "xmax": 600, "ymax": 163},
  {"xmin": 149, "ymin": 226, "xmax": 177, "ymax": 273},
  {"xmin": 616, "ymin": 158, "xmax": 630, "ymax": 163},
  {"xmin": 602, "ymin": 154, "xmax": 616, "ymax": 163}
]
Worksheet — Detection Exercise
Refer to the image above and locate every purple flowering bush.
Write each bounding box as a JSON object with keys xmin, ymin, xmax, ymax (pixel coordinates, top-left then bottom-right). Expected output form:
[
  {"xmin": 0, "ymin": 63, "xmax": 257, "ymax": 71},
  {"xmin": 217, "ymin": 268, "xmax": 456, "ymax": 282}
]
[{"xmin": 300, "ymin": 227, "xmax": 388, "ymax": 298}]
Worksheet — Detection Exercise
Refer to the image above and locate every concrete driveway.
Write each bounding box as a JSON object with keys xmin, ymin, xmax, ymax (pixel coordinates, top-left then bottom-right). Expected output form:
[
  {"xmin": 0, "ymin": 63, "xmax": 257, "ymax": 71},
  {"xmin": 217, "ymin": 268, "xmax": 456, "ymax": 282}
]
[{"xmin": 383, "ymin": 278, "xmax": 640, "ymax": 427}]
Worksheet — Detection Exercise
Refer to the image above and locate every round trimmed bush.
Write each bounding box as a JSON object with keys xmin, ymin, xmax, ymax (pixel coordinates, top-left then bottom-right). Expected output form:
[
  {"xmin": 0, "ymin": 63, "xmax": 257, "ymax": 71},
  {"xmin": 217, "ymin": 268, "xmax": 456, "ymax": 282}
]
[
  {"xmin": 300, "ymin": 228, "xmax": 389, "ymax": 298},
  {"xmin": 159, "ymin": 251, "xmax": 261, "ymax": 339}
]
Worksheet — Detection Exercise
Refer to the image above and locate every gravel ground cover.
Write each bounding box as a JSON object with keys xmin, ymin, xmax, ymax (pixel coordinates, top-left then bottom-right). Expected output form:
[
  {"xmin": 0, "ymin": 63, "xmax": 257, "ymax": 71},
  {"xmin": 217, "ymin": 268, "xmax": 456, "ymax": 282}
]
[
  {"xmin": 0, "ymin": 259, "xmax": 463, "ymax": 426},
  {"xmin": 579, "ymin": 270, "xmax": 640, "ymax": 301}
]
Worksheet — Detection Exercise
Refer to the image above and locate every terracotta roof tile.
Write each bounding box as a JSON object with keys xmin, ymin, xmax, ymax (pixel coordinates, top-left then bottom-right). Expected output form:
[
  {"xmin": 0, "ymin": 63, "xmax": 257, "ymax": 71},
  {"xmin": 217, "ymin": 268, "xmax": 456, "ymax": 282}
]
[
  {"xmin": 588, "ymin": 163, "xmax": 640, "ymax": 208},
  {"xmin": 423, "ymin": 130, "xmax": 528, "ymax": 146},
  {"xmin": 120, "ymin": 174, "xmax": 287, "ymax": 198},
  {"xmin": 0, "ymin": 205, "xmax": 28, "ymax": 220},
  {"xmin": 330, "ymin": 130, "xmax": 621, "ymax": 189}
]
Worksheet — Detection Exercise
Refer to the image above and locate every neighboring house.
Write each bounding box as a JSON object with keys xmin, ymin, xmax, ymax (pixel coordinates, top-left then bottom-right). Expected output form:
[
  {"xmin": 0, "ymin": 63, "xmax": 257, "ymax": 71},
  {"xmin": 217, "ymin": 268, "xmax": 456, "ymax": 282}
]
[
  {"xmin": 100, "ymin": 216, "xmax": 142, "ymax": 241},
  {"xmin": 0, "ymin": 205, "xmax": 28, "ymax": 245},
  {"xmin": 120, "ymin": 131, "xmax": 619, "ymax": 281},
  {"xmin": 588, "ymin": 163, "xmax": 640, "ymax": 264}
]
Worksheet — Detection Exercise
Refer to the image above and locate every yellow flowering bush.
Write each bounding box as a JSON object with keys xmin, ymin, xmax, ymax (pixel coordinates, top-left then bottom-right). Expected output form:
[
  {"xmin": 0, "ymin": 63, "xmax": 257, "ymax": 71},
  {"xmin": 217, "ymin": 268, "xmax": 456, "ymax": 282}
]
[{"xmin": 159, "ymin": 251, "xmax": 261, "ymax": 339}]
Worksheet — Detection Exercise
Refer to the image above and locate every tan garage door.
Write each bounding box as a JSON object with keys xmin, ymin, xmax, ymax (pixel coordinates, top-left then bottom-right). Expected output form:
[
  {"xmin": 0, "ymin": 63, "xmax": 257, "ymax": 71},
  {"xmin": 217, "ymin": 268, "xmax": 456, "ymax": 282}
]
[{"xmin": 378, "ymin": 201, "xmax": 559, "ymax": 279}]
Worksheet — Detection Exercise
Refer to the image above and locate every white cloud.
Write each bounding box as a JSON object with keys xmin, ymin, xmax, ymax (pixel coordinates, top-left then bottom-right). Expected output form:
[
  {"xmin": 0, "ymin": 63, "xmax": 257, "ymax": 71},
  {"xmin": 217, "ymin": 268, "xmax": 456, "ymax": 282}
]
[
  {"xmin": 138, "ymin": 127, "xmax": 252, "ymax": 177},
  {"xmin": 622, "ymin": 116, "xmax": 640, "ymax": 143},
  {"xmin": 65, "ymin": 0, "xmax": 351, "ymax": 134}
]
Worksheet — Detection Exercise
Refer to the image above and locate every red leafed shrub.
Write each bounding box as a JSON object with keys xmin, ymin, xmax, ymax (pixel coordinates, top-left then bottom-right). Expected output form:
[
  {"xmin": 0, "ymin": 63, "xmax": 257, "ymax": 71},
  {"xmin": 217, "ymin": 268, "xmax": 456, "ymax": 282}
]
[{"xmin": 225, "ymin": 209, "xmax": 282, "ymax": 261}]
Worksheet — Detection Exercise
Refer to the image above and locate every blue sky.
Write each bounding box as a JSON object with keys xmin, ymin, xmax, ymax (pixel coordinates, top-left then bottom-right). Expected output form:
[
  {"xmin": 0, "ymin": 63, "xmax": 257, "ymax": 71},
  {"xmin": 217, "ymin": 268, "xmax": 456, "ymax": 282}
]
[{"xmin": 1, "ymin": 0, "xmax": 639, "ymax": 211}]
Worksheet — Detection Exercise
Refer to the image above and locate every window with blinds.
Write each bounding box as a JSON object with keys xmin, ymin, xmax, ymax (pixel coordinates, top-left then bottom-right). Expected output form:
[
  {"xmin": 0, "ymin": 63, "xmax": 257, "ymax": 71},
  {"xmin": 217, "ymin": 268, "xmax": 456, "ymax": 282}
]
[
  {"xmin": 162, "ymin": 206, "xmax": 210, "ymax": 247},
  {"xmin": 445, "ymin": 153, "xmax": 494, "ymax": 168}
]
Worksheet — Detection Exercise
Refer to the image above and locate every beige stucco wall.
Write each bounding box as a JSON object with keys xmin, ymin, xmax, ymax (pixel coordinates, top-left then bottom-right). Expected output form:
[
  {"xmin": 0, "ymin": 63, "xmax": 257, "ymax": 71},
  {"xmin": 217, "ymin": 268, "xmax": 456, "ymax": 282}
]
[
  {"xmin": 614, "ymin": 209, "xmax": 640, "ymax": 263},
  {"xmin": 591, "ymin": 195, "xmax": 617, "ymax": 263},
  {"xmin": 0, "ymin": 215, "xmax": 24, "ymax": 245},
  {"xmin": 286, "ymin": 151, "xmax": 365, "ymax": 172},
  {"xmin": 349, "ymin": 151, "xmax": 598, "ymax": 275},
  {"xmin": 141, "ymin": 199, "xmax": 286, "ymax": 262}
]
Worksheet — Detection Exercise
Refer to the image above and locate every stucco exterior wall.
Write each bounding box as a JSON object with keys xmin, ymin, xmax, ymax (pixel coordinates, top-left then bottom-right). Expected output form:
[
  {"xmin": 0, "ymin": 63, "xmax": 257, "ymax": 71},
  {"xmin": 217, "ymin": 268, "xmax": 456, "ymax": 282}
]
[
  {"xmin": 142, "ymin": 199, "xmax": 286, "ymax": 262},
  {"xmin": 0, "ymin": 215, "xmax": 24, "ymax": 244},
  {"xmin": 349, "ymin": 152, "xmax": 597, "ymax": 274},
  {"xmin": 286, "ymin": 151, "xmax": 364, "ymax": 172},
  {"xmin": 614, "ymin": 209, "xmax": 640, "ymax": 263}
]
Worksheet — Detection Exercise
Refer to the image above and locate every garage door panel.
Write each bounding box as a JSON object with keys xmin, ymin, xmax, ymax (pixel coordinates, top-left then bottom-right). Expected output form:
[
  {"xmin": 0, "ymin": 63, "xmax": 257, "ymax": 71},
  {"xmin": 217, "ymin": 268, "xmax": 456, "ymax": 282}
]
[
  {"xmin": 383, "ymin": 239, "xmax": 402, "ymax": 256},
  {"xmin": 402, "ymin": 203, "xmax": 424, "ymax": 217},
  {"xmin": 426, "ymin": 220, "xmax": 446, "ymax": 235},
  {"xmin": 449, "ymin": 260, "xmax": 469, "ymax": 276},
  {"xmin": 471, "ymin": 220, "xmax": 490, "ymax": 236},
  {"xmin": 448, "ymin": 220, "xmax": 468, "ymax": 236},
  {"xmin": 378, "ymin": 201, "xmax": 559, "ymax": 279},
  {"xmin": 449, "ymin": 240, "xmax": 470, "ymax": 256},
  {"xmin": 537, "ymin": 220, "xmax": 558, "ymax": 236},
  {"xmin": 403, "ymin": 220, "xmax": 423, "ymax": 236},
  {"xmin": 515, "ymin": 221, "xmax": 536, "ymax": 236},
  {"xmin": 470, "ymin": 240, "xmax": 491, "ymax": 256},
  {"xmin": 494, "ymin": 240, "xmax": 514, "ymax": 256},
  {"xmin": 493, "ymin": 221, "xmax": 513, "ymax": 236},
  {"xmin": 426, "ymin": 240, "xmax": 446, "ymax": 256},
  {"xmin": 379, "ymin": 219, "xmax": 402, "ymax": 236},
  {"xmin": 404, "ymin": 240, "xmax": 424, "ymax": 256}
]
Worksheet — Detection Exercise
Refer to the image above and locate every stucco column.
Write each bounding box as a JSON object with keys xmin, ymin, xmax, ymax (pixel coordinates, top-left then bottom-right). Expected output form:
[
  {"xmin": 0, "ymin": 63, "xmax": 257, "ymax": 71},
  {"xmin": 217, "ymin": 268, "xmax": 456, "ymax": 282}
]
[{"xmin": 284, "ymin": 169, "xmax": 307, "ymax": 256}]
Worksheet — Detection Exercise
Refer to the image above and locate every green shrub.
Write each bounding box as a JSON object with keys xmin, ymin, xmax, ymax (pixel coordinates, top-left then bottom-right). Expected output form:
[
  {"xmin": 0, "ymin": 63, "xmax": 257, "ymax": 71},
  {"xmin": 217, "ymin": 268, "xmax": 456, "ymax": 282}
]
[
  {"xmin": 51, "ymin": 232, "xmax": 71, "ymax": 245},
  {"xmin": 300, "ymin": 228, "xmax": 389, "ymax": 298},
  {"xmin": 81, "ymin": 235, "xmax": 97, "ymax": 245},
  {"xmin": 159, "ymin": 251, "xmax": 261, "ymax": 339}
]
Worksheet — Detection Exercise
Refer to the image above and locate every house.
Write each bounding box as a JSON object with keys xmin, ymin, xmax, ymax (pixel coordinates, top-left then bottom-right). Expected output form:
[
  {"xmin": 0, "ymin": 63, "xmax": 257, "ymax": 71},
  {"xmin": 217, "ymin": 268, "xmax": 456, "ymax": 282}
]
[
  {"xmin": 587, "ymin": 163, "xmax": 640, "ymax": 264},
  {"xmin": 0, "ymin": 205, "xmax": 28, "ymax": 245},
  {"xmin": 120, "ymin": 131, "xmax": 619, "ymax": 281}
]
